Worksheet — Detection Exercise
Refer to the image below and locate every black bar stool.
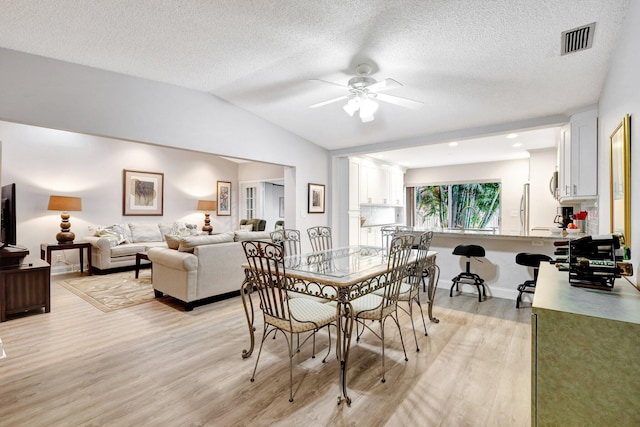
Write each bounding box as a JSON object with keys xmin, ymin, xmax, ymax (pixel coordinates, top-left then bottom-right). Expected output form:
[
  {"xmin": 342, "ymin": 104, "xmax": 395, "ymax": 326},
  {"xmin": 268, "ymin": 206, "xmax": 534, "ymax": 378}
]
[
  {"xmin": 450, "ymin": 244, "xmax": 486, "ymax": 302},
  {"xmin": 515, "ymin": 253, "xmax": 552, "ymax": 308}
]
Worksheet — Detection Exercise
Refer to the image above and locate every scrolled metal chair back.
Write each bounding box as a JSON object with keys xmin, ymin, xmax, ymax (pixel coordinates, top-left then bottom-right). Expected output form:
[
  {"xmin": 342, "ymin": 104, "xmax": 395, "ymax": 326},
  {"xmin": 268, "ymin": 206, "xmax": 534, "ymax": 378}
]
[
  {"xmin": 379, "ymin": 234, "xmax": 414, "ymax": 306},
  {"xmin": 242, "ymin": 241, "xmax": 291, "ymax": 323},
  {"xmin": 382, "ymin": 225, "xmax": 414, "ymax": 254},
  {"xmin": 270, "ymin": 229, "xmax": 302, "ymax": 269},
  {"xmin": 307, "ymin": 226, "xmax": 332, "ymax": 252},
  {"xmin": 415, "ymin": 230, "xmax": 434, "ymax": 273}
]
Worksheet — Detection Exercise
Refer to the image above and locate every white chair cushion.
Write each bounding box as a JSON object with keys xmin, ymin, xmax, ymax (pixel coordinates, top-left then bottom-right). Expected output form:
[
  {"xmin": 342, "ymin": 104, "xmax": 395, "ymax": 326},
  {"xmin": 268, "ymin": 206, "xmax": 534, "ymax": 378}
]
[
  {"xmin": 376, "ymin": 282, "xmax": 415, "ymax": 301},
  {"xmin": 351, "ymin": 293, "xmax": 383, "ymax": 314},
  {"xmin": 266, "ymin": 298, "xmax": 336, "ymax": 333}
]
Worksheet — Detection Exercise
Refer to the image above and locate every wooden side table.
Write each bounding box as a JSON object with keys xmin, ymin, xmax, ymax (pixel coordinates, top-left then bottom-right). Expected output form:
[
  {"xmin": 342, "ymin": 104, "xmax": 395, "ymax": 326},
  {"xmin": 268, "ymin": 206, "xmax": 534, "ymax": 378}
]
[
  {"xmin": 40, "ymin": 242, "xmax": 92, "ymax": 275},
  {"xmin": 135, "ymin": 252, "xmax": 150, "ymax": 279},
  {"xmin": 0, "ymin": 257, "xmax": 51, "ymax": 322}
]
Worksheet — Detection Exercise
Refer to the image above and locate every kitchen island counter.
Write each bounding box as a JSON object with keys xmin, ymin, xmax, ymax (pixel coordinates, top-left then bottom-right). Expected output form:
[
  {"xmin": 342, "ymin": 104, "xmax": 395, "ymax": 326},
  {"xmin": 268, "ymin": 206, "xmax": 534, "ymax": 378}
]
[
  {"xmin": 413, "ymin": 227, "xmax": 586, "ymax": 242},
  {"xmin": 412, "ymin": 228, "xmax": 581, "ymax": 301},
  {"xmin": 531, "ymin": 263, "xmax": 640, "ymax": 426}
]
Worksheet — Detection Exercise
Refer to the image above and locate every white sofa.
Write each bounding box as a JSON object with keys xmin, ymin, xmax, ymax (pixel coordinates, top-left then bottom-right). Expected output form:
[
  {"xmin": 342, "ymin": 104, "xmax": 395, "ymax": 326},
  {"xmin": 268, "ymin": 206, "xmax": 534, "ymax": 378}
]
[
  {"xmin": 147, "ymin": 230, "xmax": 272, "ymax": 310},
  {"xmin": 83, "ymin": 222, "xmax": 196, "ymax": 273}
]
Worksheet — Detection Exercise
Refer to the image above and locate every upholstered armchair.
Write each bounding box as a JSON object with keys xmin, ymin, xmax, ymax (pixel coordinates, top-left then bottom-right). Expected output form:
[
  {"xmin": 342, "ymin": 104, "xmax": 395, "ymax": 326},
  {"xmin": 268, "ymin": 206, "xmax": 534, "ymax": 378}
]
[{"xmin": 239, "ymin": 218, "xmax": 266, "ymax": 231}]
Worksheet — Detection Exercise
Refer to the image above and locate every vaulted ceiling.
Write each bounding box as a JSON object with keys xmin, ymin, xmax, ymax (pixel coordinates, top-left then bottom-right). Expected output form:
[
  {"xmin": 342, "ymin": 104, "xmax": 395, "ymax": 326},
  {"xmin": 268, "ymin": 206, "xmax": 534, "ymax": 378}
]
[{"xmin": 0, "ymin": 0, "xmax": 630, "ymax": 165}]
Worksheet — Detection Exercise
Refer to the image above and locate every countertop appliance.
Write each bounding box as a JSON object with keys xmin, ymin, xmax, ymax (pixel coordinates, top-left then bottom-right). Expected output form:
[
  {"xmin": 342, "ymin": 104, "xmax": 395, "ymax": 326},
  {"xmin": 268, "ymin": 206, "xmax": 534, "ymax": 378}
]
[{"xmin": 554, "ymin": 206, "xmax": 574, "ymax": 229}]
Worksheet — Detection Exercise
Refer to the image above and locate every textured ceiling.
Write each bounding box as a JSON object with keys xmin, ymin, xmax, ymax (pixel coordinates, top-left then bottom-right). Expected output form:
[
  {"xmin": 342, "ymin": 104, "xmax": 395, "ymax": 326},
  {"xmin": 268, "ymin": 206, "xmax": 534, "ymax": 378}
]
[{"xmin": 0, "ymin": 0, "xmax": 630, "ymax": 164}]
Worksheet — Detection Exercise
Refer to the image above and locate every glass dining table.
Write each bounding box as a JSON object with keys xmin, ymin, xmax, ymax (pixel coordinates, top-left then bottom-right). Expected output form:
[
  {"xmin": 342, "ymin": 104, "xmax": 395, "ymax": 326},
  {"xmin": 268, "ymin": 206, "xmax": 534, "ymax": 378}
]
[{"xmin": 240, "ymin": 245, "xmax": 439, "ymax": 405}]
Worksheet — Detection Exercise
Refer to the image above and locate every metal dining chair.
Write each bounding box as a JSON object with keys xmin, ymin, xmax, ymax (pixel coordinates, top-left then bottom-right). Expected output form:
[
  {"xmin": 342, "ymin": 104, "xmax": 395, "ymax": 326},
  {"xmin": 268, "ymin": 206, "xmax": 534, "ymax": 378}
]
[
  {"xmin": 352, "ymin": 234, "xmax": 414, "ymax": 382},
  {"xmin": 270, "ymin": 229, "xmax": 302, "ymax": 264},
  {"xmin": 271, "ymin": 229, "xmax": 335, "ymax": 302},
  {"xmin": 307, "ymin": 226, "xmax": 332, "ymax": 252},
  {"xmin": 381, "ymin": 225, "xmax": 413, "ymax": 253},
  {"xmin": 242, "ymin": 240, "xmax": 337, "ymax": 402},
  {"xmin": 394, "ymin": 230, "xmax": 433, "ymax": 351}
]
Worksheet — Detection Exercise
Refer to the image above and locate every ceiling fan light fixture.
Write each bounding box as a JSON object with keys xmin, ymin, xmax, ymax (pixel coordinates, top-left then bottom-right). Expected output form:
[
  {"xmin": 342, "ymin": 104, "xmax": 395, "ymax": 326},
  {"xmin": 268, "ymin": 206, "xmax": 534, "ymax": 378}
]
[
  {"xmin": 359, "ymin": 98, "xmax": 379, "ymax": 121},
  {"xmin": 343, "ymin": 98, "xmax": 359, "ymax": 116},
  {"xmin": 360, "ymin": 113, "xmax": 375, "ymax": 123}
]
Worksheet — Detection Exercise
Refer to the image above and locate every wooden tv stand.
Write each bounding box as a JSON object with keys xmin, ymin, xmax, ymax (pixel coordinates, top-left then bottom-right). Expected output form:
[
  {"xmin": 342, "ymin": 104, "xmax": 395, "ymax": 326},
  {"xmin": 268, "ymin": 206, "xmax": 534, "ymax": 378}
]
[
  {"xmin": 0, "ymin": 256, "xmax": 51, "ymax": 322},
  {"xmin": 0, "ymin": 245, "xmax": 29, "ymax": 267}
]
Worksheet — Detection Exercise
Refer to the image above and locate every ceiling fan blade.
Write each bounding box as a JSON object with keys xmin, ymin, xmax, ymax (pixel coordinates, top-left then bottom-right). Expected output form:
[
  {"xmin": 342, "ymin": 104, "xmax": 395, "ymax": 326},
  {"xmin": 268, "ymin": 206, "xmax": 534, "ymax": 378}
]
[
  {"xmin": 366, "ymin": 78, "xmax": 402, "ymax": 92},
  {"xmin": 309, "ymin": 78, "xmax": 348, "ymax": 89},
  {"xmin": 375, "ymin": 93, "xmax": 424, "ymax": 110},
  {"xmin": 308, "ymin": 95, "xmax": 348, "ymax": 109}
]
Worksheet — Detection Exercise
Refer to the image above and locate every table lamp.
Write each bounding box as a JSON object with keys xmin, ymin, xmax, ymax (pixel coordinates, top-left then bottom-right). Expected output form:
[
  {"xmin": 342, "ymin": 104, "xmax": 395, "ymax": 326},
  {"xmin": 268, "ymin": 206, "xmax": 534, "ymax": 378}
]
[
  {"xmin": 48, "ymin": 195, "xmax": 82, "ymax": 244},
  {"xmin": 197, "ymin": 200, "xmax": 217, "ymax": 234}
]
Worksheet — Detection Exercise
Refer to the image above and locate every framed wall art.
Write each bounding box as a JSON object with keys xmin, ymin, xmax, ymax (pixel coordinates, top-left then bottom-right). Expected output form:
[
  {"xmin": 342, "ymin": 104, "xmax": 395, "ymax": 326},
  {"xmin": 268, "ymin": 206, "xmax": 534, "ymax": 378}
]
[
  {"xmin": 308, "ymin": 183, "xmax": 325, "ymax": 214},
  {"xmin": 609, "ymin": 114, "xmax": 631, "ymax": 246},
  {"xmin": 217, "ymin": 181, "xmax": 231, "ymax": 216},
  {"xmin": 123, "ymin": 169, "xmax": 164, "ymax": 216}
]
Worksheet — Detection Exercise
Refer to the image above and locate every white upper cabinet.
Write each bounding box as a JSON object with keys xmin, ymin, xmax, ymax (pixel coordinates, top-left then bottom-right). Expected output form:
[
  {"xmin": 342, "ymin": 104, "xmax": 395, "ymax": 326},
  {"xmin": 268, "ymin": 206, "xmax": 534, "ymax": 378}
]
[
  {"xmin": 354, "ymin": 159, "xmax": 403, "ymax": 206},
  {"xmin": 558, "ymin": 109, "xmax": 598, "ymax": 201},
  {"xmin": 389, "ymin": 169, "xmax": 404, "ymax": 206}
]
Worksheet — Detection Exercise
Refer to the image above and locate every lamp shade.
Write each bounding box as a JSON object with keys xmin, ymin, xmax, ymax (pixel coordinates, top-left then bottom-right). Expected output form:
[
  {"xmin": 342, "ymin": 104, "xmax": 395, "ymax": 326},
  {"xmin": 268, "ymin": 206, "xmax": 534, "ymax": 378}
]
[
  {"xmin": 48, "ymin": 195, "xmax": 82, "ymax": 211},
  {"xmin": 197, "ymin": 200, "xmax": 217, "ymax": 211}
]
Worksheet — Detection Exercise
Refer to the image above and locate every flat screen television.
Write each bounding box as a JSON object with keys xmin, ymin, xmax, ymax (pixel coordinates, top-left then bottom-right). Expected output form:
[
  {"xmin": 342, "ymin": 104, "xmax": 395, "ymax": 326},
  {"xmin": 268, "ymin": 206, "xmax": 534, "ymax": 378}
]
[{"xmin": 1, "ymin": 183, "xmax": 17, "ymax": 248}]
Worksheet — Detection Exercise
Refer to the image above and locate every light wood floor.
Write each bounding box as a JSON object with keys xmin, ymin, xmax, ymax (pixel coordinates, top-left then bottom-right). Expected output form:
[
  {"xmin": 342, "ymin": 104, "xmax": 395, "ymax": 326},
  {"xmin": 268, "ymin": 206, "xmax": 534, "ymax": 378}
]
[{"xmin": 0, "ymin": 271, "xmax": 532, "ymax": 426}]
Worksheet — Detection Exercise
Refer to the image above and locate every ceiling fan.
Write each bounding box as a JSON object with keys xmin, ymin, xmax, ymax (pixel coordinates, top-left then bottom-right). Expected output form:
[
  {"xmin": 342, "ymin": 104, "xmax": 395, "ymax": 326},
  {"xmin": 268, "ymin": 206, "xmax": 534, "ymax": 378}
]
[{"xmin": 308, "ymin": 63, "xmax": 424, "ymax": 123}]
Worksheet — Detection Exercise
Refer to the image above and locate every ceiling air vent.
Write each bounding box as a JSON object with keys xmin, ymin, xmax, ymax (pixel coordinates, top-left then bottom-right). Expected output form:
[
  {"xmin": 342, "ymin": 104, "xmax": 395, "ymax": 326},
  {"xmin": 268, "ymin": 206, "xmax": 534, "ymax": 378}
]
[{"xmin": 561, "ymin": 22, "xmax": 596, "ymax": 55}]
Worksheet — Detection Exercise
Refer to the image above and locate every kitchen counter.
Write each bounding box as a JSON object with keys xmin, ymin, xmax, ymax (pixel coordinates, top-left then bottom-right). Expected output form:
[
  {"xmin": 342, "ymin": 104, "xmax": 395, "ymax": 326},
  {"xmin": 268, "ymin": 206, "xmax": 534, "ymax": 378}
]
[
  {"xmin": 416, "ymin": 227, "xmax": 584, "ymax": 301},
  {"xmin": 412, "ymin": 227, "xmax": 585, "ymax": 241},
  {"xmin": 531, "ymin": 263, "xmax": 640, "ymax": 426}
]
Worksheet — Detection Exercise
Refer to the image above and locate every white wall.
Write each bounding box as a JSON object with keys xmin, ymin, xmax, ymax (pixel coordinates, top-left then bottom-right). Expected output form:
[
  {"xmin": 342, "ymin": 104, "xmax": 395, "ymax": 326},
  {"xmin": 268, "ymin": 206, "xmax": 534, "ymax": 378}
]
[
  {"xmin": 264, "ymin": 183, "xmax": 285, "ymax": 230},
  {"xmin": 0, "ymin": 48, "xmax": 329, "ymax": 253},
  {"xmin": 404, "ymin": 158, "xmax": 530, "ymax": 233},
  {"xmin": 528, "ymin": 148, "xmax": 561, "ymax": 229},
  {"xmin": 0, "ymin": 121, "xmax": 246, "ymax": 259},
  {"xmin": 238, "ymin": 162, "xmax": 284, "ymax": 182},
  {"xmin": 598, "ymin": 0, "xmax": 640, "ymax": 286}
]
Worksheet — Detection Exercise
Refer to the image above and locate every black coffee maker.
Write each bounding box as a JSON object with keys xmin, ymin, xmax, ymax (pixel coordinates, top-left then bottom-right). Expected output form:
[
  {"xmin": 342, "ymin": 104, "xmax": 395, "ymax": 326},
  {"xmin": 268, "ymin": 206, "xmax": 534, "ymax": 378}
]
[{"xmin": 554, "ymin": 206, "xmax": 574, "ymax": 229}]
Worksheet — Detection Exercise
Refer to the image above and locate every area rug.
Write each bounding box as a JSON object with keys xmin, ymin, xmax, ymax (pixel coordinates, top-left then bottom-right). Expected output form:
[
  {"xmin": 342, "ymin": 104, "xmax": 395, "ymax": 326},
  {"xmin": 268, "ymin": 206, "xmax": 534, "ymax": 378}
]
[{"xmin": 57, "ymin": 271, "xmax": 155, "ymax": 312}]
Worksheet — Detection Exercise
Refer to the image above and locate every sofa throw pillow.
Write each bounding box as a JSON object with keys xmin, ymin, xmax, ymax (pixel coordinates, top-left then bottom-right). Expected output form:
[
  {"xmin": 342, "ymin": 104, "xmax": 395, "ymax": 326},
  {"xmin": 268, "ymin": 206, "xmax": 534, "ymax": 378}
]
[
  {"xmin": 96, "ymin": 228, "xmax": 127, "ymax": 247},
  {"xmin": 164, "ymin": 234, "xmax": 181, "ymax": 250},
  {"xmin": 95, "ymin": 224, "xmax": 130, "ymax": 245},
  {"xmin": 170, "ymin": 221, "xmax": 193, "ymax": 237},
  {"xmin": 239, "ymin": 224, "xmax": 253, "ymax": 232},
  {"xmin": 158, "ymin": 222, "xmax": 174, "ymax": 237},
  {"xmin": 129, "ymin": 223, "xmax": 163, "ymax": 243},
  {"xmin": 178, "ymin": 232, "xmax": 235, "ymax": 252}
]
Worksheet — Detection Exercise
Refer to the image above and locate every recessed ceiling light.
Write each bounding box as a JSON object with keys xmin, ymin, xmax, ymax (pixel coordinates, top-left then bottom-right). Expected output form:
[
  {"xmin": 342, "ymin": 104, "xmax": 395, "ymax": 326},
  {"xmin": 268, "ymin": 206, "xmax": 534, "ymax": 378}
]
[
  {"xmin": 512, "ymin": 142, "xmax": 523, "ymax": 147},
  {"xmin": 506, "ymin": 133, "xmax": 519, "ymax": 139},
  {"xmin": 448, "ymin": 142, "xmax": 458, "ymax": 147}
]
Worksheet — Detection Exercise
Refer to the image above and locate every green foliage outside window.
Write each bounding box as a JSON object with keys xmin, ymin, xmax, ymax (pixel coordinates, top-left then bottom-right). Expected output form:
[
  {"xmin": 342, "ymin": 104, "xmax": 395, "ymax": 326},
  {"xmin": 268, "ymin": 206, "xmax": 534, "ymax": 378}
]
[{"xmin": 416, "ymin": 183, "xmax": 501, "ymax": 229}]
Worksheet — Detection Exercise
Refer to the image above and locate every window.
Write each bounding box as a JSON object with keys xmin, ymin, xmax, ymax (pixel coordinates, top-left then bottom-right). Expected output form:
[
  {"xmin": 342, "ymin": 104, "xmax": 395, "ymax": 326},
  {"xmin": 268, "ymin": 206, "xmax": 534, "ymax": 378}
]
[
  {"xmin": 245, "ymin": 186, "xmax": 256, "ymax": 219},
  {"xmin": 414, "ymin": 182, "xmax": 501, "ymax": 229}
]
